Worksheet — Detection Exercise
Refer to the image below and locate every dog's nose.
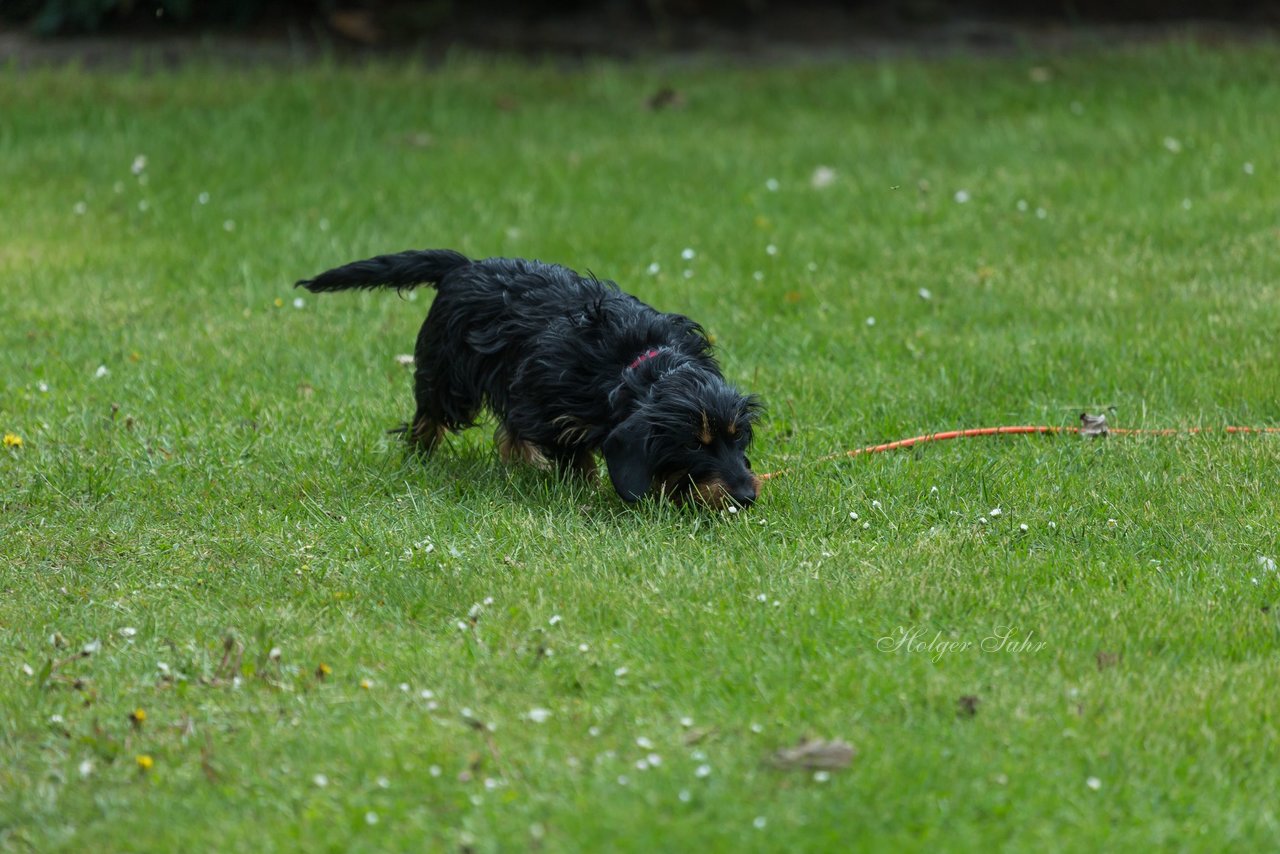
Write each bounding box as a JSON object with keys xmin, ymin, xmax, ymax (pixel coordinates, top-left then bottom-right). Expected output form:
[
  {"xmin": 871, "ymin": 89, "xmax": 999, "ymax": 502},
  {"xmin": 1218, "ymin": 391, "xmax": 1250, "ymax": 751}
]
[{"xmin": 732, "ymin": 485, "xmax": 757, "ymax": 508}]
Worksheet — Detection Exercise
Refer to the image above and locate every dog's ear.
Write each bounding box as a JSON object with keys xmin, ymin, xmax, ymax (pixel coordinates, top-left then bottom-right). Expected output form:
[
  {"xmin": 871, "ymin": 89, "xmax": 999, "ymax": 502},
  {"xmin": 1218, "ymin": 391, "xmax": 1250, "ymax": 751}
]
[{"xmin": 603, "ymin": 414, "xmax": 652, "ymax": 503}]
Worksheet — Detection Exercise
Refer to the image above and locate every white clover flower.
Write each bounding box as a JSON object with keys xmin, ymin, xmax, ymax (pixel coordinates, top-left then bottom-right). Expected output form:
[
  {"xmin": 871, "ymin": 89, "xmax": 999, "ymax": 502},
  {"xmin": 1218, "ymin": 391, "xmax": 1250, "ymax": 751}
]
[
  {"xmin": 198, "ymin": 192, "xmax": 210, "ymax": 204},
  {"xmin": 765, "ymin": 244, "xmax": 778, "ymax": 256},
  {"xmin": 989, "ymin": 508, "xmax": 1002, "ymax": 517},
  {"xmin": 131, "ymin": 155, "xmax": 147, "ymax": 175},
  {"xmin": 918, "ymin": 287, "xmax": 932, "ymax": 300},
  {"xmin": 1162, "ymin": 137, "xmax": 1182, "ymax": 153},
  {"xmin": 695, "ymin": 764, "xmax": 712, "ymax": 778},
  {"xmin": 527, "ymin": 708, "xmax": 552, "ymax": 724},
  {"xmin": 94, "ymin": 365, "xmax": 109, "ymax": 379},
  {"xmin": 365, "ymin": 811, "xmax": 378, "ymax": 825},
  {"xmin": 765, "ymin": 178, "xmax": 779, "ymax": 191},
  {"xmin": 865, "ymin": 317, "xmax": 876, "ymax": 326},
  {"xmin": 810, "ymin": 166, "xmax": 836, "ymax": 189},
  {"xmin": 1243, "ymin": 162, "xmax": 1255, "ymax": 175},
  {"xmin": 313, "ymin": 773, "xmax": 329, "ymax": 787},
  {"xmin": 681, "ymin": 248, "xmax": 696, "ymax": 260},
  {"xmin": 293, "ymin": 297, "xmax": 305, "ymax": 309},
  {"xmin": 647, "ymin": 262, "xmax": 660, "ymax": 275},
  {"xmin": 1086, "ymin": 776, "xmax": 1101, "ymax": 791},
  {"xmin": 753, "ymin": 817, "xmax": 767, "ymax": 829},
  {"xmin": 953, "ymin": 190, "xmax": 970, "ymax": 204},
  {"xmin": 549, "ymin": 614, "xmax": 562, "ymax": 626},
  {"xmin": 636, "ymin": 736, "xmax": 654, "ymax": 749}
]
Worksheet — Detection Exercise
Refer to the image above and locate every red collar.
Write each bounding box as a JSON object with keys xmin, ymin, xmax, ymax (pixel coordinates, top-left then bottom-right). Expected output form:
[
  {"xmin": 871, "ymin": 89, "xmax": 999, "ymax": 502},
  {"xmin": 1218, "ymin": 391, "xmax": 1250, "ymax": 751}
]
[{"xmin": 628, "ymin": 348, "xmax": 663, "ymax": 370}]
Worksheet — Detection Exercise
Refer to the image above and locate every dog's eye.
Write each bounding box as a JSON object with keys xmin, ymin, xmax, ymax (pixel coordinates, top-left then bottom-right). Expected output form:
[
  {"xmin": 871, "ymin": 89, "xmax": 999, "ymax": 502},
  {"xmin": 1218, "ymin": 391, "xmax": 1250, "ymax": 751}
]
[{"xmin": 744, "ymin": 456, "xmax": 752, "ymax": 470}]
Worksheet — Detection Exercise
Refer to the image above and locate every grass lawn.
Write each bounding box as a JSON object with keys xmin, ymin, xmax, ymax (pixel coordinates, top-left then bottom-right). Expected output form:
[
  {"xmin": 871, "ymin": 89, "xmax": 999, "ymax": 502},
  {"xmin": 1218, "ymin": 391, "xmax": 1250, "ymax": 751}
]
[{"xmin": 3, "ymin": 41, "xmax": 1279, "ymax": 851}]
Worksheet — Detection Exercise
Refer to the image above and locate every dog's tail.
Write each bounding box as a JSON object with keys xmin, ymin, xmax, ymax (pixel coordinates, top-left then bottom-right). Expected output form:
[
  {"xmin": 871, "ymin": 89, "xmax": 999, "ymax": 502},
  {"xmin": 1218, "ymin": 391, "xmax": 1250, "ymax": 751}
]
[{"xmin": 295, "ymin": 249, "xmax": 472, "ymax": 294}]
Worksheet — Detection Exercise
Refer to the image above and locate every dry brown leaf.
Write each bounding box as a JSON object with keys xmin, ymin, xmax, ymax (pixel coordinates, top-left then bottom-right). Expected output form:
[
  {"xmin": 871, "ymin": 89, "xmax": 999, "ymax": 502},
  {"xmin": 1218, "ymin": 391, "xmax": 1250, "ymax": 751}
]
[{"xmin": 769, "ymin": 738, "xmax": 856, "ymax": 770}]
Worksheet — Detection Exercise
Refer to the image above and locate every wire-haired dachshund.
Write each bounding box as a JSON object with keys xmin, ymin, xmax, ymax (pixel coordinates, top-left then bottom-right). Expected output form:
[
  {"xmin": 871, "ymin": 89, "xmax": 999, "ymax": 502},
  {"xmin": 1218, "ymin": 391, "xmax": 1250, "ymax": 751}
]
[{"xmin": 297, "ymin": 249, "xmax": 761, "ymax": 508}]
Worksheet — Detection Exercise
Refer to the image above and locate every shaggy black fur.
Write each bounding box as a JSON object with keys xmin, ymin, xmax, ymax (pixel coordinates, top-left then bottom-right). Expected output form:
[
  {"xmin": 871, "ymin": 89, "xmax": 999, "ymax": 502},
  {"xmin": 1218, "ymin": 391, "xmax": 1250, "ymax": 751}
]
[{"xmin": 297, "ymin": 249, "xmax": 762, "ymax": 508}]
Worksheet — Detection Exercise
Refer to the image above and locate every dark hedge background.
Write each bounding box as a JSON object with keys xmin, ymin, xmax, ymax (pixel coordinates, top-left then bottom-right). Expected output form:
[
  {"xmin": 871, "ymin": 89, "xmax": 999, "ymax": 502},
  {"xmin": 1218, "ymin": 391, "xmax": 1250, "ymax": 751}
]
[{"xmin": 5, "ymin": 0, "xmax": 1277, "ymax": 37}]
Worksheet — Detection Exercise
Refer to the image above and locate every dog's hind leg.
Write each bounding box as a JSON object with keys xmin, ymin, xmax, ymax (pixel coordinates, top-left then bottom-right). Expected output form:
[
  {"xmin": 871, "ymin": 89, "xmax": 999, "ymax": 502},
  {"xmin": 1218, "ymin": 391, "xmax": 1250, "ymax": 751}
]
[{"xmin": 407, "ymin": 319, "xmax": 482, "ymax": 455}]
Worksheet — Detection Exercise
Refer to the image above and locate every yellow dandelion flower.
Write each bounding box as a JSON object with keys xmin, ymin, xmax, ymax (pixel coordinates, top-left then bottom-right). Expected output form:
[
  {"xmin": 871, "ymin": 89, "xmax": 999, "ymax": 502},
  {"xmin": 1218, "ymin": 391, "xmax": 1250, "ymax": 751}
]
[
  {"xmin": 273, "ymin": 297, "xmax": 284, "ymax": 308},
  {"xmin": 316, "ymin": 662, "xmax": 332, "ymax": 679},
  {"xmin": 3, "ymin": 433, "xmax": 23, "ymax": 448},
  {"xmin": 130, "ymin": 708, "xmax": 147, "ymax": 725},
  {"xmin": 359, "ymin": 678, "xmax": 373, "ymax": 690},
  {"xmin": 136, "ymin": 754, "xmax": 154, "ymax": 771}
]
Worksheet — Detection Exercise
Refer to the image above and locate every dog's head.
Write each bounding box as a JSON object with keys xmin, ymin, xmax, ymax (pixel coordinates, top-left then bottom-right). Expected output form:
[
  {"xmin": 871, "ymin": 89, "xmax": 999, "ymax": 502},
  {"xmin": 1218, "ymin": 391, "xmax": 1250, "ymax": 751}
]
[{"xmin": 604, "ymin": 369, "xmax": 762, "ymax": 509}]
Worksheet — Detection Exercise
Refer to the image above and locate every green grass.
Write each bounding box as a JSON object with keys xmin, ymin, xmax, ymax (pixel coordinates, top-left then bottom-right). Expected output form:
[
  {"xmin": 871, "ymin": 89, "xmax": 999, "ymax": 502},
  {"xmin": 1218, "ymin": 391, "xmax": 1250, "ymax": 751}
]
[{"xmin": 3, "ymin": 42, "xmax": 1279, "ymax": 851}]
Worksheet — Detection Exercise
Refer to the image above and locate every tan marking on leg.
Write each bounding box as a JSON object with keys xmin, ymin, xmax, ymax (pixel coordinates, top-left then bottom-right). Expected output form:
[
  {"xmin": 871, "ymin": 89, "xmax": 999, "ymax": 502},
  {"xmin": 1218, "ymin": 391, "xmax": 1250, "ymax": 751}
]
[
  {"xmin": 410, "ymin": 415, "xmax": 446, "ymax": 453},
  {"xmin": 495, "ymin": 425, "xmax": 550, "ymax": 469}
]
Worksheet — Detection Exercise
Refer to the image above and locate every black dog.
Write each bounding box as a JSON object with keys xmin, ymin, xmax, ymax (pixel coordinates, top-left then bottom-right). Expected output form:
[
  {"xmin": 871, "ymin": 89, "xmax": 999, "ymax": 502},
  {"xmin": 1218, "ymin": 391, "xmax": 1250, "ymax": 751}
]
[{"xmin": 297, "ymin": 249, "xmax": 761, "ymax": 508}]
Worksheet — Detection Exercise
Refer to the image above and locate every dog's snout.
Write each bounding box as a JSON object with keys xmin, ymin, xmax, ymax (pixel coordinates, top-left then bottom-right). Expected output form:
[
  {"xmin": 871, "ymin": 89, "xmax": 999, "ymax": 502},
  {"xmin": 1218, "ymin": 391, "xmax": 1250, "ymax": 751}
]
[{"xmin": 732, "ymin": 483, "xmax": 758, "ymax": 508}]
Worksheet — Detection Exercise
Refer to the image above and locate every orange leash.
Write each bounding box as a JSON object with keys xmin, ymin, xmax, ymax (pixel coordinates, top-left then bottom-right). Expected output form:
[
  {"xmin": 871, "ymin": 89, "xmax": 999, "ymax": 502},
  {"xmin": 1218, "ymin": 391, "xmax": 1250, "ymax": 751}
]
[{"xmin": 759, "ymin": 422, "xmax": 1280, "ymax": 481}]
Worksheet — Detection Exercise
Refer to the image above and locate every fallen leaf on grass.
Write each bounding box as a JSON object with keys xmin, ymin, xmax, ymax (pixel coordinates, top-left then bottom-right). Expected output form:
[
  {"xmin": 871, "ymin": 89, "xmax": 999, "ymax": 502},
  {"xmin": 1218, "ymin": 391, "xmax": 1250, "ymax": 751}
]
[
  {"xmin": 682, "ymin": 726, "xmax": 717, "ymax": 746},
  {"xmin": 1095, "ymin": 650, "xmax": 1120, "ymax": 670},
  {"xmin": 646, "ymin": 87, "xmax": 686, "ymax": 111},
  {"xmin": 769, "ymin": 738, "xmax": 856, "ymax": 771}
]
